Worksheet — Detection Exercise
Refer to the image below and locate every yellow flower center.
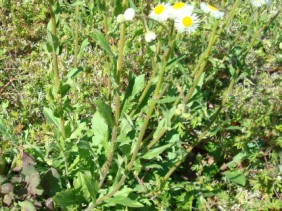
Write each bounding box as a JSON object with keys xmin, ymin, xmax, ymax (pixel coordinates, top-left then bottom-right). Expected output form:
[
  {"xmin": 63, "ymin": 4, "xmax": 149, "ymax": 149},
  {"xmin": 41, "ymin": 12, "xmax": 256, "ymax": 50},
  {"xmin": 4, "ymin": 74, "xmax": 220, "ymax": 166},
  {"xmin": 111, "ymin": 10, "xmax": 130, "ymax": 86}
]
[
  {"xmin": 173, "ymin": 2, "xmax": 185, "ymax": 9},
  {"xmin": 154, "ymin": 5, "xmax": 165, "ymax": 15},
  {"xmin": 207, "ymin": 4, "xmax": 219, "ymax": 11},
  {"xmin": 182, "ymin": 17, "xmax": 193, "ymax": 27}
]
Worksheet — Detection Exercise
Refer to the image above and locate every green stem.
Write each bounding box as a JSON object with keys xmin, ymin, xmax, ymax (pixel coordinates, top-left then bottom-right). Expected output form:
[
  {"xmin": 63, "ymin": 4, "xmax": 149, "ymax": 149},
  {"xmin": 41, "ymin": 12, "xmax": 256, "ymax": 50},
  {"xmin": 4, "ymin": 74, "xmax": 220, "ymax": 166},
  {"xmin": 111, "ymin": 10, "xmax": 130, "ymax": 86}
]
[
  {"xmin": 49, "ymin": 0, "xmax": 68, "ymax": 181},
  {"xmin": 102, "ymin": 9, "xmax": 111, "ymax": 101},
  {"xmin": 98, "ymin": 128, "xmax": 117, "ymax": 188},
  {"xmin": 116, "ymin": 23, "xmax": 126, "ymax": 85},
  {"xmin": 73, "ymin": 4, "xmax": 79, "ymax": 68},
  {"xmin": 49, "ymin": 0, "xmax": 60, "ymax": 92},
  {"xmin": 98, "ymin": 21, "xmax": 126, "ymax": 189},
  {"xmin": 184, "ymin": 20, "xmax": 219, "ymax": 105}
]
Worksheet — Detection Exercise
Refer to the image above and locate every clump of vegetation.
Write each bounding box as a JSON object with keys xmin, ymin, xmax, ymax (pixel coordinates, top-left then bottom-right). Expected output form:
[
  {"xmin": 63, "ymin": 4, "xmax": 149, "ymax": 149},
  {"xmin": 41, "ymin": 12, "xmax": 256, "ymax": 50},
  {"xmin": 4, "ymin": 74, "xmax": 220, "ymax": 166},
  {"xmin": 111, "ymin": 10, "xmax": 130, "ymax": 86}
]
[{"xmin": 0, "ymin": 0, "xmax": 281, "ymax": 210}]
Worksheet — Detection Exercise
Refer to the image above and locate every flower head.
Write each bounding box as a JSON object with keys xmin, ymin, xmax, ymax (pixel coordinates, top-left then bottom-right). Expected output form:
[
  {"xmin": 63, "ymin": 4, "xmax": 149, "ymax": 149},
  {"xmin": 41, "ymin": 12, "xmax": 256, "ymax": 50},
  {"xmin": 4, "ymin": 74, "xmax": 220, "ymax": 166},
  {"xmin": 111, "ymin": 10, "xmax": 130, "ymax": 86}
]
[
  {"xmin": 149, "ymin": 3, "xmax": 171, "ymax": 22},
  {"xmin": 124, "ymin": 8, "xmax": 135, "ymax": 21},
  {"xmin": 200, "ymin": 2, "xmax": 224, "ymax": 19},
  {"xmin": 170, "ymin": 2, "xmax": 194, "ymax": 19},
  {"xmin": 175, "ymin": 12, "xmax": 199, "ymax": 34},
  {"xmin": 145, "ymin": 31, "xmax": 157, "ymax": 42},
  {"xmin": 250, "ymin": 0, "xmax": 271, "ymax": 7},
  {"xmin": 117, "ymin": 14, "xmax": 125, "ymax": 23}
]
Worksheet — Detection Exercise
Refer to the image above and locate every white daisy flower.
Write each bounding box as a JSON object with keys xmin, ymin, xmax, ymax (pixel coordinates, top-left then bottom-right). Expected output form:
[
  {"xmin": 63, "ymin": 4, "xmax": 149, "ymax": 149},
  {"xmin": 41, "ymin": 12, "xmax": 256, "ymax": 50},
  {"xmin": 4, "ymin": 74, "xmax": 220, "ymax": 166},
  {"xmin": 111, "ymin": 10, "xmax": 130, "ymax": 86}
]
[
  {"xmin": 200, "ymin": 2, "xmax": 224, "ymax": 19},
  {"xmin": 170, "ymin": 2, "xmax": 194, "ymax": 19},
  {"xmin": 145, "ymin": 31, "xmax": 157, "ymax": 42},
  {"xmin": 250, "ymin": 0, "xmax": 271, "ymax": 7},
  {"xmin": 124, "ymin": 8, "xmax": 135, "ymax": 21},
  {"xmin": 175, "ymin": 12, "xmax": 199, "ymax": 34},
  {"xmin": 149, "ymin": 3, "xmax": 171, "ymax": 22}
]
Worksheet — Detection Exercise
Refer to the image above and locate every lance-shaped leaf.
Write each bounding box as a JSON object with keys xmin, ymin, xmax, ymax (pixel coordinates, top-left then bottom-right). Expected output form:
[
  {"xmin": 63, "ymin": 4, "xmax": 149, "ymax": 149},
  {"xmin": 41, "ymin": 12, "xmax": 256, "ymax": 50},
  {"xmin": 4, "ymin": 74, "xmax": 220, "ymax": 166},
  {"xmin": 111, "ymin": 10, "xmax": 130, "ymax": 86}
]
[{"xmin": 89, "ymin": 30, "xmax": 113, "ymax": 56}]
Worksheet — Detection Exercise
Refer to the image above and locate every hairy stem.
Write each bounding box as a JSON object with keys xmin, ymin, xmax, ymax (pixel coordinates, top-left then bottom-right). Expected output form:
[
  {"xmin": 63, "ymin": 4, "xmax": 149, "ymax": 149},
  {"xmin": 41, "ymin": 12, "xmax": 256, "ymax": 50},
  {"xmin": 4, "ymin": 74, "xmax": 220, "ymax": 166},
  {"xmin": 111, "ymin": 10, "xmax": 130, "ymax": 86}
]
[
  {"xmin": 48, "ymin": 0, "xmax": 68, "ymax": 183},
  {"xmin": 184, "ymin": 20, "xmax": 219, "ymax": 105},
  {"xmin": 73, "ymin": 4, "xmax": 79, "ymax": 68},
  {"xmin": 98, "ymin": 22, "xmax": 126, "ymax": 189}
]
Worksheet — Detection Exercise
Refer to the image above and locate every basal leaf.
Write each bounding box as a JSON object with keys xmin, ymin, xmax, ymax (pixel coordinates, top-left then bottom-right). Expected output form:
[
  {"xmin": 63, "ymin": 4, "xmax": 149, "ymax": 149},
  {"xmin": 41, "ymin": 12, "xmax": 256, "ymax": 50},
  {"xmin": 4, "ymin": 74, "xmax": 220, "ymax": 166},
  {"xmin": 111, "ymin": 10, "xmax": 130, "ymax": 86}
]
[
  {"xmin": 73, "ymin": 172, "xmax": 97, "ymax": 203},
  {"xmin": 53, "ymin": 189, "xmax": 82, "ymax": 208}
]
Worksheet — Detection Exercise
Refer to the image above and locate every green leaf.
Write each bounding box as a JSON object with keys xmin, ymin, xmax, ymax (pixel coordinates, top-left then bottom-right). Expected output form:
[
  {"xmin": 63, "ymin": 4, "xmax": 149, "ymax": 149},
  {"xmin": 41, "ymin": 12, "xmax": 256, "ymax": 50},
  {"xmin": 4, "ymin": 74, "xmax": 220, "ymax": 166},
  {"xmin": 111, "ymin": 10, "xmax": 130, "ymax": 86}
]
[
  {"xmin": 121, "ymin": 74, "xmax": 145, "ymax": 114},
  {"xmin": 89, "ymin": 30, "xmax": 113, "ymax": 56},
  {"xmin": 142, "ymin": 144, "xmax": 173, "ymax": 160},
  {"xmin": 0, "ymin": 117, "xmax": 14, "ymax": 141},
  {"xmin": 53, "ymin": 189, "xmax": 82, "ymax": 208},
  {"xmin": 64, "ymin": 121, "xmax": 72, "ymax": 138},
  {"xmin": 58, "ymin": 83, "xmax": 71, "ymax": 97},
  {"xmin": 155, "ymin": 96, "xmax": 179, "ymax": 104},
  {"xmin": 128, "ymin": 0, "xmax": 139, "ymax": 12},
  {"xmin": 47, "ymin": 33, "xmax": 60, "ymax": 54},
  {"xmin": 191, "ymin": 72, "xmax": 205, "ymax": 99},
  {"xmin": 91, "ymin": 111, "xmax": 109, "ymax": 153},
  {"xmin": 43, "ymin": 107, "xmax": 59, "ymax": 128},
  {"xmin": 71, "ymin": 1, "xmax": 85, "ymax": 6},
  {"xmin": 226, "ymin": 152, "xmax": 247, "ymax": 169},
  {"xmin": 132, "ymin": 74, "xmax": 145, "ymax": 97},
  {"xmin": 223, "ymin": 170, "xmax": 246, "ymax": 186},
  {"xmin": 73, "ymin": 172, "xmax": 97, "ymax": 203},
  {"xmin": 67, "ymin": 67, "xmax": 83, "ymax": 79},
  {"xmin": 105, "ymin": 195, "xmax": 143, "ymax": 208},
  {"xmin": 95, "ymin": 0, "xmax": 106, "ymax": 12},
  {"xmin": 41, "ymin": 168, "xmax": 61, "ymax": 197},
  {"xmin": 114, "ymin": 0, "xmax": 123, "ymax": 16},
  {"xmin": 95, "ymin": 100, "xmax": 114, "ymax": 127},
  {"xmin": 70, "ymin": 122, "xmax": 87, "ymax": 140},
  {"xmin": 78, "ymin": 39, "xmax": 89, "ymax": 59},
  {"xmin": 226, "ymin": 126, "xmax": 241, "ymax": 130}
]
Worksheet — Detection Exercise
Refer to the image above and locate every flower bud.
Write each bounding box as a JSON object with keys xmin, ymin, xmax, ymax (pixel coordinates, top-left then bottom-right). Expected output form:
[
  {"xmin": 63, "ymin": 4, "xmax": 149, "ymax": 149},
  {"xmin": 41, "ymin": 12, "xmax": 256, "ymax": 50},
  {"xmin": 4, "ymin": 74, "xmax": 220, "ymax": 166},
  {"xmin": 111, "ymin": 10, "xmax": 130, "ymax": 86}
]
[
  {"xmin": 145, "ymin": 31, "xmax": 157, "ymax": 42},
  {"xmin": 124, "ymin": 8, "xmax": 135, "ymax": 21},
  {"xmin": 117, "ymin": 14, "xmax": 125, "ymax": 23}
]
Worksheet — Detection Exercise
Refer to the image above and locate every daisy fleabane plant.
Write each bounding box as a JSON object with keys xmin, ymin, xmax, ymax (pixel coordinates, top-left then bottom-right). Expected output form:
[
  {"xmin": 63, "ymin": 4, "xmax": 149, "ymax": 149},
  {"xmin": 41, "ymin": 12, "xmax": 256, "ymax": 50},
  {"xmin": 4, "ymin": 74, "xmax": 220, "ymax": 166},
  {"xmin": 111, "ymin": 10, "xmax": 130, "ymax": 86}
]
[
  {"xmin": 250, "ymin": 0, "xmax": 271, "ymax": 7},
  {"xmin": 200, "ymin": 2, "xmax": 224, "ymax": 19},
  {"xmin": 175, "ymin": 11, "xmax": 199, "ymax": 34},
  {"xmin": 169, "ymin": 2, "xmax": 194, "ymax": 19},
  {"xmin": 149, "ymin": 3, "xmax": 171, "ymax": 22}
]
